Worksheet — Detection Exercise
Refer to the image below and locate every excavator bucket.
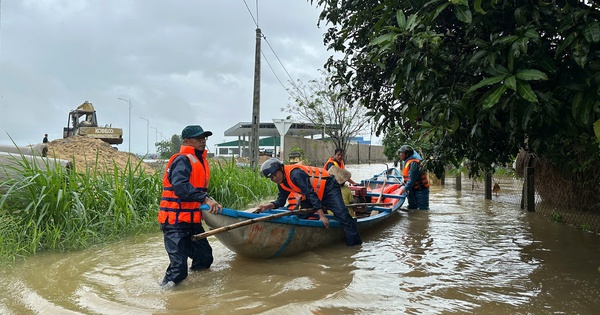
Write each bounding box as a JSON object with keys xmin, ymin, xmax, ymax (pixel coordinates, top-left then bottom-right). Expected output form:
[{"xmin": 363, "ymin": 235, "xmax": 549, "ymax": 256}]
[{"xmin": 77, "ymin": 101, "xmax": 95, "ymax": 112}]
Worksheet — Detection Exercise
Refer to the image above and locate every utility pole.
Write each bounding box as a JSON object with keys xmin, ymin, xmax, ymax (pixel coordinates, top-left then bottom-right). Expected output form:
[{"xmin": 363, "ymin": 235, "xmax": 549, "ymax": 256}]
[
  {"xmin": 250, "ymin": 27, "xmax": 261, "ymax": 169},
  {"xmin": 117, "ymin": 97, "xmax": 132, "ymax": 152},
  {"xmin": 140, "ymin": 117, "xmax": 150, "ymax": 153}
]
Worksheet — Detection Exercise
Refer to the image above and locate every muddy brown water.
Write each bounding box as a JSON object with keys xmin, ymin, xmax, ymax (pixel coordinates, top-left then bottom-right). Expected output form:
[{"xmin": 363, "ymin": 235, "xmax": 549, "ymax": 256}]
[{"xmin": 1, "ymin": 164, "xmax": 599, "ymax": 314}]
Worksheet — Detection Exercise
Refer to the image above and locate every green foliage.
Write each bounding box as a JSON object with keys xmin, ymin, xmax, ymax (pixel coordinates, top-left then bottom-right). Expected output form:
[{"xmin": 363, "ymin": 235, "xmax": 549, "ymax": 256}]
[
  {"xmin": 381, "ymin": 126, "xmax": 407, "ymax": 161},
  {"xmin": 551, "ymin": 210, "xmax": 564, "ymax": 223},
  {"xmin": 381, "ymin": 125, "xmax": 439, "ymax": 172},
  {"xmin": 0, "ymin": 154, "xmax": 160, "ymax": 261},
  {"xmin": 156, "ymin": 134, "xmax": 182, "ymax": 159},
  {"xmin": 209, "ymin": 158, "xmax": 279, "ymax": 209},
  {"xmin": 445, "ymin": 166, "xmax": 463, "ymax": 177},
  {"xmin": 494, "ymin": 166, "xmax": 516, "ymax": 177},
  {"xmin": 312, "ymin": 0, "xmax": 600, "ymax": 182},
  {"xmin": 0, "ymin": 155, "xmax": 277, "ymax": 262},
  {"xmin": 284, "ymin": 145, "xmax": 309, "ymax": 164},
  {"xmin": 156, "ymin": 139, "xmax": 173, "ymax": 159},
  {"xmin": 581, "ymin": 223, "xmax": 591, "ymax": 232},
  {"xmin": 289, "ymin": 145, "xmax": 306, "ymax": 159}
]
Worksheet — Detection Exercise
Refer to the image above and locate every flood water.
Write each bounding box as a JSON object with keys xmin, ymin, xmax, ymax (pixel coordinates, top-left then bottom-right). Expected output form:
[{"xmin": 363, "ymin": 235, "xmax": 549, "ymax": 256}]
[{"xmin": 1, "ymin": 163, "xmax": 599, "ymax": 315}]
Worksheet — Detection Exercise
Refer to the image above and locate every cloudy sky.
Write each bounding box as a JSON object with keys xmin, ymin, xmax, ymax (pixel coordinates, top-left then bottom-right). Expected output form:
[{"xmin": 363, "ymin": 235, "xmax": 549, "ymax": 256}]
[{"xmin": 0, "ymin": 0, "xmax": 345, "ymax": 154}]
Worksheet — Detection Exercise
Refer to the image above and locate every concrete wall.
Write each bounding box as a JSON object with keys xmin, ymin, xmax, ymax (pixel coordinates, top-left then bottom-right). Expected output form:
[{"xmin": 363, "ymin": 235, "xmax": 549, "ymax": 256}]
[{"xmin": 283, "ymin": 136, "xmax": 391, "ymax": 166}]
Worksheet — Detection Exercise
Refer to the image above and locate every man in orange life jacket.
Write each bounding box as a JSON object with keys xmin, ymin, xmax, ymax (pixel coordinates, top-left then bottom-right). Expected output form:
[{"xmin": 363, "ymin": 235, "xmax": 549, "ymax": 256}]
[
  {"xmin": 397, "ymin": 145, "xmax": 430, "ymax": 210},
  {"xmin": 158, "ymin": 125, "xmax": 222, "ymax": 286},
  {"xmin": 255, "ymin": 158, "xmax": 362, "ymax": 246}
]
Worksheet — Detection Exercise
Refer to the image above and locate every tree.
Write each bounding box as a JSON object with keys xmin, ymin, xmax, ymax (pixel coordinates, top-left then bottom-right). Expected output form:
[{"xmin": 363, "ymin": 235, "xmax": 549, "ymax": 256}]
[
  {"xmin": 284, "ymin": 71, "xmax": 371, "ymax": 152},
  {"xmin": 311, "ymin": 0, "xmax": 600, "ymax": 181},
  {"xmin": 381, "ymin": 127, "xmax": 407, "ymax": 162},
  {"xmin": 382, "ymin": 125, "xmax": 436, "ymax": 170},
  {"xmin": 156, "ymin": 134, "xmax": 182, "ymax": 159}
]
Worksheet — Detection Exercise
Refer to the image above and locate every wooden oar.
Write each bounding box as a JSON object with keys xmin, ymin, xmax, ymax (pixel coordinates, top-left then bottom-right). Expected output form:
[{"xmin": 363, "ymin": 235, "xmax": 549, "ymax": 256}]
[
  {"xmin": 192, "ymin": 208, "xmax": 315, "ymax": 241},
  {"xmin": 192, "ymin": 202, "xmax": 392, "ymax": 241}
]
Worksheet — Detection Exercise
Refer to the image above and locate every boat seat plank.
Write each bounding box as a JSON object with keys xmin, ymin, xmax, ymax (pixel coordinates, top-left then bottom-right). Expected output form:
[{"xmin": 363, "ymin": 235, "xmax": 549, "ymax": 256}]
[
  {"xmin": 360, "ymin": 179, "xmax": 402, "ymax": 185},
  {"xmin": 365, "ymin": 192, "xmax": 404, "ymax": 199}
]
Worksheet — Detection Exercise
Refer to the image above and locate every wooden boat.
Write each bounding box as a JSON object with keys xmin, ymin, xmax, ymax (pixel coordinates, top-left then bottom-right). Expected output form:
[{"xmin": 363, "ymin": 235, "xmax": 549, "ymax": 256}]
[{"xmin": 200, "ymin": 168, "xmax": 406, "ymax": 258}]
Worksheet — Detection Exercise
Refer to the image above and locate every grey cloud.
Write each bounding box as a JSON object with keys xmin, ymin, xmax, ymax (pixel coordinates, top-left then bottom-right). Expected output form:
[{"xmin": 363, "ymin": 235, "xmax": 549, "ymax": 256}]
[{"xmin": 0, "ymin": 0, "xmax": 329, "ymax": 153}]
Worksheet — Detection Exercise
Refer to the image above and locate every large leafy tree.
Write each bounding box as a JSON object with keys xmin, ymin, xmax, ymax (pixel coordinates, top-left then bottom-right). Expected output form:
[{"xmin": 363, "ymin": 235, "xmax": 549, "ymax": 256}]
[
  {"xmin": 311, "ymin": 0, "xmax": 600, "ymax": 180},
  {"xmin": 381, "ymin": 125, "xmax": 434, "ymax": 162},
  {"xmin": 284, "ymin": 72, "xmax": 371, "ymax": 151},
  {"xmin": 156, "ymin": 134, "xmax": 182, "ymax": 159}
]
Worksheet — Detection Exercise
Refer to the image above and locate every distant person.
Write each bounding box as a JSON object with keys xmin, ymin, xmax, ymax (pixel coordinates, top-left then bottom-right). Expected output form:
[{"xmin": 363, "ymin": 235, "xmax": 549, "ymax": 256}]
[
  {"xmin": 43, "ymin": 134, "xmax": 48, "ymax": 143},
  {"xmin": 158, "ymin": 124, "xmax": 222, "ymax": 286},
  {"xmin": 324, "ymin": 148, "xmax": 356, "ymax": 205},
  {"xmin": 397, "ymin": 145, "xmax": 430, "ymax": 210},
  {"xmin": 256, "ymin": 158, "xmax": 362, "ymax": 246}
]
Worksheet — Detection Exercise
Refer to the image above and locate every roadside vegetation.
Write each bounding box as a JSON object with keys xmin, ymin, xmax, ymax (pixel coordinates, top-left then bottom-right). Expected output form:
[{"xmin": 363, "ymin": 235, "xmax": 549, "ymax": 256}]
[{"xmin": 0, "ymin": 155, "xmax": 277, "ymax": 262}]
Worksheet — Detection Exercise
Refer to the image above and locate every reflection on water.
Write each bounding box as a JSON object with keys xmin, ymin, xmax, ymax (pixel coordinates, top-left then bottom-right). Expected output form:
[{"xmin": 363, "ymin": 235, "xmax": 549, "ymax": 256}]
[{"xmin": 1, "ymin": 163, "xmax": 600, "ymax": 314}]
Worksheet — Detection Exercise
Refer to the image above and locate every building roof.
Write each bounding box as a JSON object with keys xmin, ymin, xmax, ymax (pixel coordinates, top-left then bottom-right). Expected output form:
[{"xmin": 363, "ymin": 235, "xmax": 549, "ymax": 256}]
[
  {"xmin": 217, "ymin": 137, "xmax": 281, "ymax": 147},
  {"xmin": 224, "ymin": 122, "xmax": 332, "ymax": 137}
]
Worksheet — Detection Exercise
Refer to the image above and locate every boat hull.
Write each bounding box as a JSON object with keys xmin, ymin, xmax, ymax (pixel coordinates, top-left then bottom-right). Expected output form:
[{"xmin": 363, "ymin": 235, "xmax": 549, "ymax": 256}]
[
  {"xmin": 202, "ymin": 209, "xmax": 399, "ymax": 258},
  {"xmin": 201, "ymin": 168, "xmax": 406, "ymax": 258}
]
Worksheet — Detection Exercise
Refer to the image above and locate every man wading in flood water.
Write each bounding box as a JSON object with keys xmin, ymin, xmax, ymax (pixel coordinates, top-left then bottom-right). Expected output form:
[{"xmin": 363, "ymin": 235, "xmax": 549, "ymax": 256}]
[
  {"xmin": 255, "ymin": 158, "xmax": 362, "ymax": 246},
  {"xmin": 158, "ymin": 125, "xmax": 223, "ymax": 286}
]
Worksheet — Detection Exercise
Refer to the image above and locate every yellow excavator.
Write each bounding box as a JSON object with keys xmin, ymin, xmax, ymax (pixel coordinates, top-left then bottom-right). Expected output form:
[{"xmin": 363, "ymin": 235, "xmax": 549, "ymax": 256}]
[{"xmin": 63, "ymin": 101, "xmax": 124, "ymax": 145}]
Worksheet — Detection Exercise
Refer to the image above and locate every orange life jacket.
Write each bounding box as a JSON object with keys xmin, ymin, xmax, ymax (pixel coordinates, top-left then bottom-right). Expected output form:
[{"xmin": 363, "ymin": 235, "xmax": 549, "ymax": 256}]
[
  {"xmin": 158, "ymin": 146, "xmax": 210, "ymax": 224},
  {"xmin": 402, "ymin": 158, "xmax": 430, "ymax": 190},
  {"xmin": 286, "ymin": 192, "xmax": 305, "ymax": 210},
  {"xmin": 324, "ymin": 157, "xmax": 344, "ymax": 171},
  {"xmin": 280, "ymin": 164, "xmax": 329, "ymax": 200}
]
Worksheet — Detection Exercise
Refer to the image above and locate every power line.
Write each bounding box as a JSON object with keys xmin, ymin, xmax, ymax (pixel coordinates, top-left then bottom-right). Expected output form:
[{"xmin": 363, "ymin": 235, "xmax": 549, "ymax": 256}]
[
  {"xmin": 260, "ymin": 45, "xmax": 289, "ymax": 94},
  {"xmin": 262, "ymin": 36, "xmax": 301, "ymax": 93},
  {"xmin": 240, "ymin": 0, "xmax": 303, "ymax": 99},
  {"xmin": 241, "ymin": 0, "xmax": 258, "ymax": 28}
]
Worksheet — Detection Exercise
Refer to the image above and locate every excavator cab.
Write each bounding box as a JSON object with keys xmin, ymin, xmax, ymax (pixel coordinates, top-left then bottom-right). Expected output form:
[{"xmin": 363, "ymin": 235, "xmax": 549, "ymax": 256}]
[{"xmin": 63, "ymin": 101, "xmax": 123, "ymax": 145}]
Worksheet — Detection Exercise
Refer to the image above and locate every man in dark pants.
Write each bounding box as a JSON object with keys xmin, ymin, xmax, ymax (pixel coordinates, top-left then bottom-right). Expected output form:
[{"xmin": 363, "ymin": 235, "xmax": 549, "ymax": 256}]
[
  {"xmin": 397, "ymin": 145, "xmax": 430, "ymax": 210},
  {"xmin": 255, "ymin": 158, "xmax": 362, "ymax": 246},
  {"xmin": 158, "ymin": 125, "xmax": 222, "ymax": 286}
]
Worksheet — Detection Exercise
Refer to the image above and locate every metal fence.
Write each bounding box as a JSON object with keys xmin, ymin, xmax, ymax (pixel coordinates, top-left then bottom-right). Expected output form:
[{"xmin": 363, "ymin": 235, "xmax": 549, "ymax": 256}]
[{"xmin": 435, "ymin": 169, "xmax": 600, "ymax": 233}]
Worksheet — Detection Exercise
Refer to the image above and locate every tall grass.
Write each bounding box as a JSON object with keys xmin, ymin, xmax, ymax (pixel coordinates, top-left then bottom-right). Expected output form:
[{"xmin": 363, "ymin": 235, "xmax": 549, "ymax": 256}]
[
  {"xmin": 0, "ymin": 152, "xmax": 161, "ymax": 261},
  {"xmin": 0, "ymin": 154, "xmax": 276, "ymax": 262},
  {"xmin": 209, "ymin": 157, "xmax": 279, "ymax": 209}
]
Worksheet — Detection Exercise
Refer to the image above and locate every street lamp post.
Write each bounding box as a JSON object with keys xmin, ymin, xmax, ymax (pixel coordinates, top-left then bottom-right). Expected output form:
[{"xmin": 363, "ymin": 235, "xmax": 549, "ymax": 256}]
[
  {"xmin": 117, "ymin": 97, "xmax": 132, "ymax": 152},
  {"xmin": 140, "ymin": 117, "xmax": 150, "ymax": 153},
  {"xmin": 150, "ymin": 126, "xmax": 158, "ymax": 153}
]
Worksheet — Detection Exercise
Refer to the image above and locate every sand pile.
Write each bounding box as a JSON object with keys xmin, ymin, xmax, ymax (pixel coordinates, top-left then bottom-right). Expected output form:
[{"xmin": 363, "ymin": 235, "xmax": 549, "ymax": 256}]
[{"xmin": 46, "ymin": 136, "xmax": 155, "ymax": 174}]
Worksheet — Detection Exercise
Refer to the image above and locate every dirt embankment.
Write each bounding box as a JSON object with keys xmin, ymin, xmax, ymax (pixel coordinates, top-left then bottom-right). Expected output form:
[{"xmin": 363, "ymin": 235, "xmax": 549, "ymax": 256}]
[
  {"xmin": 45, "ymin": 136, "xmax": 275, "ymax": 175},
  {"xmin": 46, "ymin": 136, "xmax": 155, "ymax": 174}
]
